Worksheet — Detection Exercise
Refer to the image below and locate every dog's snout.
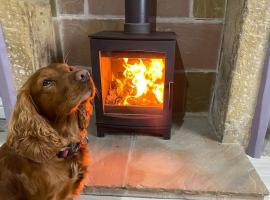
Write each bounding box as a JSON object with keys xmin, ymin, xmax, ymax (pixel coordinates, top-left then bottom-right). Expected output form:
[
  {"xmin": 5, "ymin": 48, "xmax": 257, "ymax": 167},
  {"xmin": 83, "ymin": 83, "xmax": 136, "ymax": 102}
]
[{"xmin": 75, "ymin": 70, "xmax": 90, "ymax": 82}]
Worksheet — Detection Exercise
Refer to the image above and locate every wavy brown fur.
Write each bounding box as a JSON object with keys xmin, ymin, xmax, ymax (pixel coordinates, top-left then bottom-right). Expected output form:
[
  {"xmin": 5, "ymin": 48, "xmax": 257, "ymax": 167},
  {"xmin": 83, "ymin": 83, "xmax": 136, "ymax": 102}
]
[
  {"xmin": 7, "ymin": 90, "xmax": 63, "ymax": 163},
  {"xmin": 0, "ymin": 63, "xmax": 95, "ymax": 200}
]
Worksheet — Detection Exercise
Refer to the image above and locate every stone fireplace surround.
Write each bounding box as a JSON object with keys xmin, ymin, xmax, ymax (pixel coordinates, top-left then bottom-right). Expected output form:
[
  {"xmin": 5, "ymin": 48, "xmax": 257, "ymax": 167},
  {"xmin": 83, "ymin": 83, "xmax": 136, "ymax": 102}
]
[
  {"xmin": 0, "ymin": 0, "xmax": 269, "ymax": 149},
  {"xmin": 0, "ymin": 0, "xmax": 270, "ymax": 199}
]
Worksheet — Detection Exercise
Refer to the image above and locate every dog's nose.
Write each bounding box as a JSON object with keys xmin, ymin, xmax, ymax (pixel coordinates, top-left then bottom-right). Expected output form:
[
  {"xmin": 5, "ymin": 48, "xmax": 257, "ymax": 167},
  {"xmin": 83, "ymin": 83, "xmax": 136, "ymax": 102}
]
[{"xmin": 75, "ymin": 70, "xmax": 90, "ymax": 82}]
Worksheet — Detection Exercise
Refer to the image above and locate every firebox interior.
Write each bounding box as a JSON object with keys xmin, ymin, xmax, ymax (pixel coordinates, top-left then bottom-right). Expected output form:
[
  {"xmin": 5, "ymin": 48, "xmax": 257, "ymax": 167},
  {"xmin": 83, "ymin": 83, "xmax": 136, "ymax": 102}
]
[{"xmin": 99, "ymin": 51, "xmax": 166, "ymax": 115}]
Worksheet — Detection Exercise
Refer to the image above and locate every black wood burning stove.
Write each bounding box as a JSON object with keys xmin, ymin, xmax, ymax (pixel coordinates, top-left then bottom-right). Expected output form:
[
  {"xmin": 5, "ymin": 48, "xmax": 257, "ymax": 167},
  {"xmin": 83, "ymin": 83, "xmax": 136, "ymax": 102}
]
[{"xmin": 89, "ymin": 0, "xmax": 176, "ymax": 139}]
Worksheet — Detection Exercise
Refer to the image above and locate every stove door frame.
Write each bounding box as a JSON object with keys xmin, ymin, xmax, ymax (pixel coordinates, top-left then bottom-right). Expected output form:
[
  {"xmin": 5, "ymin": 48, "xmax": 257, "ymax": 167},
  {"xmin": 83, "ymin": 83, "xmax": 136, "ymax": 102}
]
[{"xmin": 90, "ymin": 38, "xmax": 176, "ymax": 139}]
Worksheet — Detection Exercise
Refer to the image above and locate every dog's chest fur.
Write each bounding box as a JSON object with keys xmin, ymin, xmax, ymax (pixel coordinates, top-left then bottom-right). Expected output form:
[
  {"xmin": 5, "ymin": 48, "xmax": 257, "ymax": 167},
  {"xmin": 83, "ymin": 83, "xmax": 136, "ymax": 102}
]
[{"xmin": 0, "ymin": 144, "xmax": 89, "ymax": 200}]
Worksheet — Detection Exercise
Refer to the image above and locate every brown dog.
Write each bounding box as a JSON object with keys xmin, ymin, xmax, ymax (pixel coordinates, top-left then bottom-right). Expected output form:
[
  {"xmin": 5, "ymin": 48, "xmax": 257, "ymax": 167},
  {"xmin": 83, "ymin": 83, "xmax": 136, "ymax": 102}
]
[{"xmin": 0, "ymin": 63, "xmax": 95, "ymax": 200}]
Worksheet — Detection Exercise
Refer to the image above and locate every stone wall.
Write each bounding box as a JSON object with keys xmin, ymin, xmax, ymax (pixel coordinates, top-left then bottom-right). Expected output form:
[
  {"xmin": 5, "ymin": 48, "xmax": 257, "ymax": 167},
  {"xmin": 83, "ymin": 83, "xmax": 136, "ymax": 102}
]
[
  {"xmin": 210, "ymin": 0, "xmax": 270, "ymax": 147},
  {"xmin": 0, "ymin": 0, "xmax": 57, "ymax": 90},
  {"xmin": 51, "ymin": 0, "xmax": 226, "ymax": 114}
]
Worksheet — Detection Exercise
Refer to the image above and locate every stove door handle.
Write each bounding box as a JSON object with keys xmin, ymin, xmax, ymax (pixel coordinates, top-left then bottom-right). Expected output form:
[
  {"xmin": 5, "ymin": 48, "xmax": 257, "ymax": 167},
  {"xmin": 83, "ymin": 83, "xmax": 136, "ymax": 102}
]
[{"xmin": 168, "ymin": 81, "xmax": 174, "ymax": 109}]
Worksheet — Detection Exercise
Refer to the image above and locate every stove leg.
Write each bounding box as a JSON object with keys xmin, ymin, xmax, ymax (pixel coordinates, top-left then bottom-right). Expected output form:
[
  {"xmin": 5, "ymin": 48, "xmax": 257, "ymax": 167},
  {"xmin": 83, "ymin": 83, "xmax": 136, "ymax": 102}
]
[
  {"xmin": 96, "ymin": 126, "xmax": 105, "ymax": 137},
  {"xmin": 163, "ymin": 130, "xmax": 171, "ymax": 140}
]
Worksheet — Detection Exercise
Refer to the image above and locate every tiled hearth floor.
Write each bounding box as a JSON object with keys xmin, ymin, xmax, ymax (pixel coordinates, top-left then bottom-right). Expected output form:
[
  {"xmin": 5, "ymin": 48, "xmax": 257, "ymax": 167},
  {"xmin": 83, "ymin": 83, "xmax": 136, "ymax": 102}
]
[
  {"xmin": 0, "ymin": 117, "xmax": 269, "ymax": 200},
  {"xmin": 82, "ymin": 116, "xmax": 269, "ymax": 200}
]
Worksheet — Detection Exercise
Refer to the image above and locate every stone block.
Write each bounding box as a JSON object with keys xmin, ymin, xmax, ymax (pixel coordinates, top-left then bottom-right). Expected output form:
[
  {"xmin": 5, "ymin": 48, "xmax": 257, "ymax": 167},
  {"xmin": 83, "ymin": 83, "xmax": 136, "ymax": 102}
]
[
  {"xmin": 157, "ymin": 0, "xmax": 190, "ymax": 17},
  {"xmin": 88, "ymin": 0, "xmax": 190, "ymax": 17},
  {"xmin": 57, "ymin": 0, "xmax": 84, "ymax": 14},
  {"xmin": 157, "ymin": 22, "xmax": 223, "ymax": 69},
  {"xmin": 222, "ymin": 0, "xmax": 270, "ymax": 147},
  {"xmin": 193, "ymin": 0, "xmax": 226, "ymax": 18},
  {"xmin": 0, "ymin": 0, "xmax": 57, "ymax": 89},
  {"xmin": 211, "ymin": 0, "xmax": 270, "ymax": 147},
  {"xmin": 173, "ymin": 72, "xmax": 215, "ymax": 113},
  {"xmin": 61, "ymin": 19, "xmax": 123, "ymax": 66},
  {"xmin": 88, "ymin": 0, "xmax": 124, "ymax": 15},
  {"xmin": 173, "ymin": 72, "xmax": 216, "ymax": 113}
]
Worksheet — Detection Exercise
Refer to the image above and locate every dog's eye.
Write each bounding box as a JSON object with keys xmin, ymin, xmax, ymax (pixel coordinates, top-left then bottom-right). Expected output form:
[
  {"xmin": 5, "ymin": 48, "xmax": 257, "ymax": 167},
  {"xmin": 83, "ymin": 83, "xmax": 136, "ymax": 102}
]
[
  {"xmin": 69, "ymin": 66, "xmax": 75, "ymax": 72},
  {"xmin": 42, "ymin": 80, "xmax": 53, "ymax": 87}
]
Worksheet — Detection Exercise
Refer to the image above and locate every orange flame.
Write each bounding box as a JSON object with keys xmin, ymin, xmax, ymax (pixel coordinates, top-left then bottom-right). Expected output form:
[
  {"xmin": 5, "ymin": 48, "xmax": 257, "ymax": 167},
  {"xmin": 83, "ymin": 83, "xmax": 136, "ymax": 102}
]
[{"xmin": 108, "ymin": 57, "xmax": 165, "ymax": 107}]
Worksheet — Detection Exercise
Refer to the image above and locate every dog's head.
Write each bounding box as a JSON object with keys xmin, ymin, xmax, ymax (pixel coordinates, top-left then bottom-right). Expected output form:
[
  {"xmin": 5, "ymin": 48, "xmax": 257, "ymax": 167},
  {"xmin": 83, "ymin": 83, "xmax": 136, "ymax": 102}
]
[
  {"xmin": 27, "ymin": 63, "xmax": 95, "ymax": 120},
  {"xmin": 7, "ymin": 63, "xmax": 95, "ymax": 162}
]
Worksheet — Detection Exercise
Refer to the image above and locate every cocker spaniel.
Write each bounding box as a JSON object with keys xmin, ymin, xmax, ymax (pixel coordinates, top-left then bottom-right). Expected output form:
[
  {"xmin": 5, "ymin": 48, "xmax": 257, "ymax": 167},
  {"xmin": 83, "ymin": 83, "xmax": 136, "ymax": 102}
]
[{"xmin": 0, "ymin": 63, "xmax": 95, "ymax": 200}]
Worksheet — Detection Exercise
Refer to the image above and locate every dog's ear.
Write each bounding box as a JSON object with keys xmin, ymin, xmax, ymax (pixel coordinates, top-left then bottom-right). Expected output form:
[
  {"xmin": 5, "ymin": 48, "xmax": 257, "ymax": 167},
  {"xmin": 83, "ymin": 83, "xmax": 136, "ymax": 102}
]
[
  {"xmin": 7, "ymin": 90, "xmax": 62, "ymax": 163},
  {"xmin": 77, "ymin": 99, "xmax": 93, "ymax": 134},
  {"xmin": 77, "ymin": 76, "xmax": 95, "ymax": 134}
]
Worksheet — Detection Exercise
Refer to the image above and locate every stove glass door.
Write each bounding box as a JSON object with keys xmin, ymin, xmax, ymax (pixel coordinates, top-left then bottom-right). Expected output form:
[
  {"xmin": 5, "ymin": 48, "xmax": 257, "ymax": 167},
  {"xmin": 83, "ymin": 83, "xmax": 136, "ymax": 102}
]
[{"xmin": 99, "ymin": 51, "xmax": 166, "ymax": 115}]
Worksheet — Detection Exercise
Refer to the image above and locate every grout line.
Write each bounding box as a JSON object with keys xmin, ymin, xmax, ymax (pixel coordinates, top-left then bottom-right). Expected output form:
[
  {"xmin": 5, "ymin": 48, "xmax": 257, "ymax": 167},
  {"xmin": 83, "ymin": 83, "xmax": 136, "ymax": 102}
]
[
  {"xmin": 84, "ymin": 0, "xmax": 89, "ymax": 16},
  {"xmin": 122, "ymin": 135, "xmax": 136, "ymax": 187},
  {"xmin": 185, "ymin": 112, "xmax": 209, "ymax": 117},
  {"xmin": 175, "ymin": 69, "xmax": 217, "ymax": 73},
  {"xmin": 52, "ymin": 18, "xmax": 61, "ymax": 61},
  {"xmin": 52, "ymin": 0, "xmax": 65, "ymax": 62},
  {"xmin": 157, "ymin": 17, "xmax": 223, "ymax": 23},
  {"xmin": 54, "ymin": 0, "xmax": 59, "ymax": 17},
  {"xmin": 189, "ymin": 0, "xmax": 194, "ymax": 18},
  {"xmin": 58, "ymin": 19, "xmax": 65, "ymax": 63},
  {"xmin": 223, "ymin": 0, "xmax": 228, "ymax": 20},
  {"xmin": 56, "ymin": 14, "xmax": 223, "ymax": 24}
]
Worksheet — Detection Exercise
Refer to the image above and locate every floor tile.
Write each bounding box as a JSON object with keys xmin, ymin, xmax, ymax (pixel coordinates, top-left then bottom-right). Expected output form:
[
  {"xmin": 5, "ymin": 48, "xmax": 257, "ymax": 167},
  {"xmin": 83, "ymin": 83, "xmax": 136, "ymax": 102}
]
[
  {"xmin": 85, "ymin": 132, "xmax": 132, "ymax": 187},
  {"xmin": 124, "ymin": 118, "xmax": 268, "ymax": 195}
]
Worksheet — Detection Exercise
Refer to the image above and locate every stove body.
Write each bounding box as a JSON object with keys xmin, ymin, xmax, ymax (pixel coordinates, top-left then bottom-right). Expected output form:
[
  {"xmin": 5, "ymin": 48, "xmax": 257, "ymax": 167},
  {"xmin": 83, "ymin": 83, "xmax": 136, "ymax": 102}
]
[{"xmin": 89, "ymin": 0, "xmax": 176, "ymax": 139}]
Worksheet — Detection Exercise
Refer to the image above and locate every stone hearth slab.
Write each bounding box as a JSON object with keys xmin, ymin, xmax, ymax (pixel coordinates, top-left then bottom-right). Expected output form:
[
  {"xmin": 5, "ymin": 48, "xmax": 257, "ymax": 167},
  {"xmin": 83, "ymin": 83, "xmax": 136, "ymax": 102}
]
[
  {"xmin": 86, "ymin": 134, "xmax": 132, "ymax": 187},
  {"xmin": 84, "ymin": 117, "xmax": 269, "ymax": 199}
]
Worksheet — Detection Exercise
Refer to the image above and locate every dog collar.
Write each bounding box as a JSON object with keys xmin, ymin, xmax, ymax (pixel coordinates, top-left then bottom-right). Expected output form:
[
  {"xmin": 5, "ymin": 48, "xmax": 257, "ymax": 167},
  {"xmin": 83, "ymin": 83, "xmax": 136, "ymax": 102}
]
[{"xmin": 57, "ymin": 136, "xmax": 89, "ymax": 158}]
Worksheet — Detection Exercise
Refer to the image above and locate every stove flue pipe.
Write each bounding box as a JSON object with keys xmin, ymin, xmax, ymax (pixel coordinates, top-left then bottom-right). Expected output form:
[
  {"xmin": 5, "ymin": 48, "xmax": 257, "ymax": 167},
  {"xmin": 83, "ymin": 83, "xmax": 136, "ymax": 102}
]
[{"xmin": 124, "ymin": 0, "xmax": 152, "ymax": 34}]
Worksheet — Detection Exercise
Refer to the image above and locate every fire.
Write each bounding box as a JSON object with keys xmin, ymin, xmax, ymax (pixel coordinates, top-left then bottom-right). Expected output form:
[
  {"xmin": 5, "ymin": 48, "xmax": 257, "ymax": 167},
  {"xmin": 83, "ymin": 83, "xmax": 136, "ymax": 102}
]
[{"xmin": 106, "ymin": 57, "xmax": 165, "ymax": 107}]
